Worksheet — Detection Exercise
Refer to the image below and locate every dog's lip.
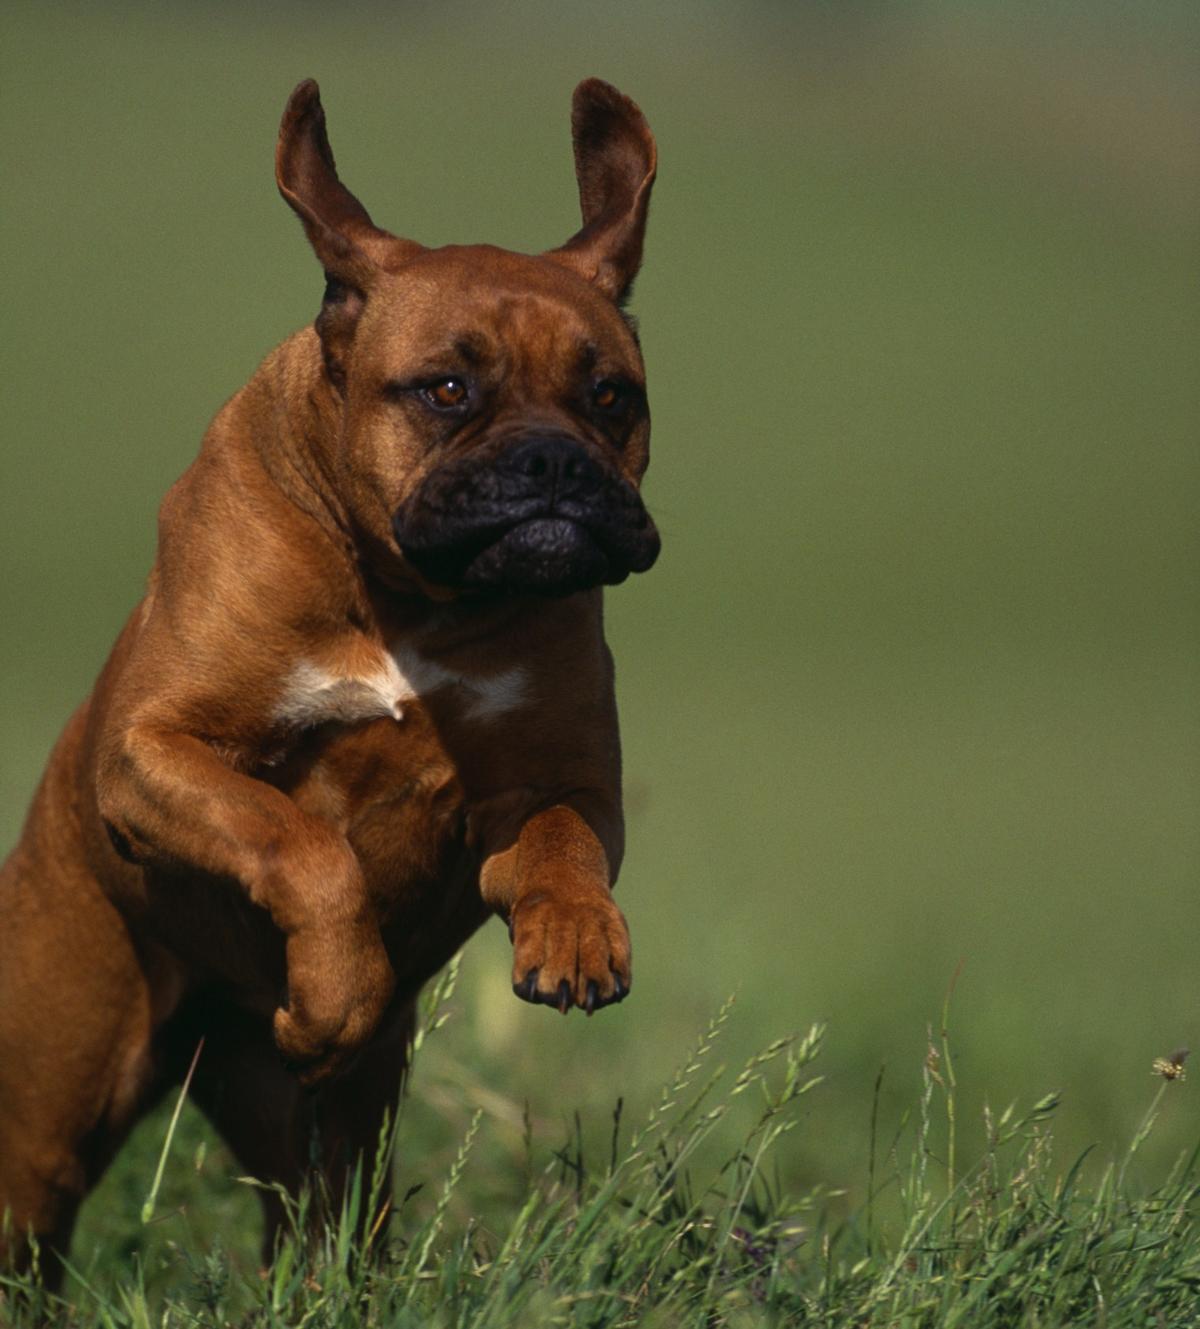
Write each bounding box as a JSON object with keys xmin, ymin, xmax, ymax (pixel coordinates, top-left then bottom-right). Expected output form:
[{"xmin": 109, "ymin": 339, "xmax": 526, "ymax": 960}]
[
  {"xmin": 497, "ymin": 513, "xmax": 593, "ymax": 541},
  {"xmin": 461, "ymin": 514, "xmax": 611, "ymax": 594},
  {"xmin": 397, "ymin": 497, "xmax": 602, "ymax": 556},
  {"xmin": 393, "ymin": 475, "xmax": 660, "ymax": 593}
]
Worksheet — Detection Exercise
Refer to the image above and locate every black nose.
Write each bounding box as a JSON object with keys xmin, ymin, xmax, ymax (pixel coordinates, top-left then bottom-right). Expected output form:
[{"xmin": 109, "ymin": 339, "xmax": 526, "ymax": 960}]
[{"xmin": 501, "ymin": 435, "xmax": 603, "ymax": 495}]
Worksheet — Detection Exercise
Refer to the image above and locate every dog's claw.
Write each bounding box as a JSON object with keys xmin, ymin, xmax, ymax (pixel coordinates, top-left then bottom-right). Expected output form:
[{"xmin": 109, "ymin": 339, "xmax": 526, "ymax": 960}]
[{"xmin": 509, "ymin": 893, "xmax": 631, "ymax": 1016}]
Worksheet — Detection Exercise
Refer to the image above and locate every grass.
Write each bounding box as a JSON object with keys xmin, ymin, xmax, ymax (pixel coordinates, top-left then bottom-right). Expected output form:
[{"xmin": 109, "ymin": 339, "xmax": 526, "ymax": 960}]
[{"xmin": 4, "ymin": 973, "xmax": 1198, "ymax": 1327}]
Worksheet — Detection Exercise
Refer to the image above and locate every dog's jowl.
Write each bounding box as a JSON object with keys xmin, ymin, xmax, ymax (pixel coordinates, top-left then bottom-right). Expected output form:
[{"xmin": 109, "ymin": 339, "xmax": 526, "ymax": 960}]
[{"xmin": 0, "ymin": 78, "xmax": 657, "ymax": 1280}]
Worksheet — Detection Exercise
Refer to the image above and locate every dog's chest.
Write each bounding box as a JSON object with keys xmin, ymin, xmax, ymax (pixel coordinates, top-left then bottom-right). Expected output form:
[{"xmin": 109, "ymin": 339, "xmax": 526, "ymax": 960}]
[
  {"xmin": 273, "ymin": 641, "xmax": 528, "ymax": 732},
  {"xmin": 268, "ymin": 638, "xmax": 529, "ymax": 917}
]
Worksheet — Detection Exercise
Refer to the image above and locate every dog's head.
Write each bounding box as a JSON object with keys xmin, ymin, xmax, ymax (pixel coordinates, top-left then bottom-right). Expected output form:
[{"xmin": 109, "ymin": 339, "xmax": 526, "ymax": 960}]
[{"xmin": 276, "ymin": 79, "xmax": 659, "ymax": 599}]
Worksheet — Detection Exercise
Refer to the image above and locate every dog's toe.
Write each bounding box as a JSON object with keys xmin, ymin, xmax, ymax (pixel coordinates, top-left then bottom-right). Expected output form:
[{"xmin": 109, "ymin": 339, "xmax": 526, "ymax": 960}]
[
  {"xmin": 513, "ymin": 968, "xmax": 540, "ymax": 1002},
  {"xmin": 509, "ymin": 893, "xmax": 631, "ymax": 1015}
]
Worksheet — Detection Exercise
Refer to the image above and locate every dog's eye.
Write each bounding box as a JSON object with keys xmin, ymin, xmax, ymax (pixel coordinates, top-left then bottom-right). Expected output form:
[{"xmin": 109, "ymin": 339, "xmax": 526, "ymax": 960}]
[
  {"xmin": 592, "ymin": 380, "xmax": 624, "ymax": 413},
  {"xmin": 422, "ymin": 378, "xmax": 470, "ymax": 411}
]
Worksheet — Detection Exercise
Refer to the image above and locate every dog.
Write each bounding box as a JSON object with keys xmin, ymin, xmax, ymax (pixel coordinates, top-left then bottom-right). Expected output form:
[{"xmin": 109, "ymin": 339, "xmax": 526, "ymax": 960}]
[{"xmin": 0, "ymin": 76, "xmax": 657, "ymax": 1281}]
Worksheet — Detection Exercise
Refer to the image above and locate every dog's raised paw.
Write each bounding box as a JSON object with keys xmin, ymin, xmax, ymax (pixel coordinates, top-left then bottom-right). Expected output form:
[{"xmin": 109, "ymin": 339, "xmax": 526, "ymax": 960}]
[
  {"xmin": 509, "ymin": 892, "xmax": 631, "ymax": 1015},
  {"xmin": 273, "ymin": 921, "xmax": 395, "ymax": 1085}
]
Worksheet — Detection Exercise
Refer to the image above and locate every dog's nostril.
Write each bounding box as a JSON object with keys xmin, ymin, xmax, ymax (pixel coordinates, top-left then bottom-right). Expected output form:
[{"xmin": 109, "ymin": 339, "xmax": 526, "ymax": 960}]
[{"xmin": 506, "ymin": 435, "xmax": 596, "ymax": 489}]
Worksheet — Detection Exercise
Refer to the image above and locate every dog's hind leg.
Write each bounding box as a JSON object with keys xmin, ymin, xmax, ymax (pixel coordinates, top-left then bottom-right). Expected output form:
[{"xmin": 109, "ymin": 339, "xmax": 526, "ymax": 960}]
[
  {"xmin": 0, "ymin": 835, "xmax": 163, "ymax": 1288},
  {"xmin": 305, "ymin": 1003, "xmax": 414, "ymax": 1242},
  {"xmin": 177, "ymin": 996, "xmax": 413, "ymax": 1264},
  {"xmin": 168, "ymin": 997, "xmax": 307, "ymax": 1263}
]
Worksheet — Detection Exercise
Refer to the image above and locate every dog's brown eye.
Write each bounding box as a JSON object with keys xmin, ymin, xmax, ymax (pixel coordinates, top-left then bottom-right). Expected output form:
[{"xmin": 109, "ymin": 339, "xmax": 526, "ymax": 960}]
[
  {"xmin": 423, "ymin": 378, "xmax": 469, "ymax": 410},
  {"xmin": 593, "ymin": 380, "xmax": 622, "ymax": 412}
]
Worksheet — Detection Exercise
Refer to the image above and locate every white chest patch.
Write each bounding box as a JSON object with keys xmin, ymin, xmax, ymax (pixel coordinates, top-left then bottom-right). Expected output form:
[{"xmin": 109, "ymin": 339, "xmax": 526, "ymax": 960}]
[
  {"xmin": 273, "ymin": 660, "xmax": 407, "ymax": 729},
  {"xmin": 273, "ymin": 643, "xmax": 528, "ymax": 731}
]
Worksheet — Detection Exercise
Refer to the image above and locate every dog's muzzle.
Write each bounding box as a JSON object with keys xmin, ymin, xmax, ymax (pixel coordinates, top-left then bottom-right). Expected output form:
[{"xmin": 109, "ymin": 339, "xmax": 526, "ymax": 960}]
[{"xmin": 393, "ymin": 434, "xmax": 660, "ymax": 596}]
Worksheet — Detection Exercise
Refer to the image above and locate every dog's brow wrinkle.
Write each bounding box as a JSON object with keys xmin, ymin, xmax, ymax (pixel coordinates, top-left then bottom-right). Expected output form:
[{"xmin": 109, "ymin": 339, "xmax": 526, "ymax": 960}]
[{"xmin": 452, "ymin": 335, "xmax": 488, "ymax": 366}]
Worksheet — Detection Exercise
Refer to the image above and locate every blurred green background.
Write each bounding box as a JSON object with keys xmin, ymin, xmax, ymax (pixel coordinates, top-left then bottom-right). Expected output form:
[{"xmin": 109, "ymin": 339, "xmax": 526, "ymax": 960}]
[{"xmin": 2, "ymin": 0, "xmax": 1197, "ymax": 1289}]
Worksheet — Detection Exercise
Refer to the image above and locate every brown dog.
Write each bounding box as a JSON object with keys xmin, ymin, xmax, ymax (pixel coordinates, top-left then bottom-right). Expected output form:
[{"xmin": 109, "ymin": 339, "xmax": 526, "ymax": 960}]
[{"xmin": 0, "ymin": 77, "xmax": 657, "ymax": 1280}]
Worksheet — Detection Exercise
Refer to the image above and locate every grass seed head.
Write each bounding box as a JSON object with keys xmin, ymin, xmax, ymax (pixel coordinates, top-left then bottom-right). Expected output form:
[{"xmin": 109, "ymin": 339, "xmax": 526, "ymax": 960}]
[{"xmin": 1151, "ymin": 1048, "xmax": 1189, "ymax": 1081}]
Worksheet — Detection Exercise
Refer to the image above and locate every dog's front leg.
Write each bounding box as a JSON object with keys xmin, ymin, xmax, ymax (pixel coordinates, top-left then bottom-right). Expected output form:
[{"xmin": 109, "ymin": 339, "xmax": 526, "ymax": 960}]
[
  {"xmin": 481, "ymin": 800, "xmax": 631, "ymax": 1015},
  {"xmin": 98, "ymin": 726, "xmax": 394, "ymax": 1083}
]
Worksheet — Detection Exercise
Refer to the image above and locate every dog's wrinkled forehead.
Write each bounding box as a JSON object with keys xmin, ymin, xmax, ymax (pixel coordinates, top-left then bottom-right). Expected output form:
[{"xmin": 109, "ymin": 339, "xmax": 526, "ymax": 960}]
[{"xmin": 356, "ymin": 245, "xmax": 643, "ymax": 385}]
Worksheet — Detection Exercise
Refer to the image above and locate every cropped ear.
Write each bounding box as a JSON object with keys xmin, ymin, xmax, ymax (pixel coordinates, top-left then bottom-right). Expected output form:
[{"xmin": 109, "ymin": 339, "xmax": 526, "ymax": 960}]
[
  {"xmin": 276, "ymin": 80, "xmax": 422, "ymax": 388},
  {"xmin": 548, "ymin": 79, "xmax": 657, "ymax": 303}
]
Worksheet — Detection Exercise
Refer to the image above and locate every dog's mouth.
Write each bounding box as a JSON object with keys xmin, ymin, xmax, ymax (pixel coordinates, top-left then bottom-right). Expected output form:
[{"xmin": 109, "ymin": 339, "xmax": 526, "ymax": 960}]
[{"xmin": 393, "ymin": 435, "xmax": 660, "ymax": 597}]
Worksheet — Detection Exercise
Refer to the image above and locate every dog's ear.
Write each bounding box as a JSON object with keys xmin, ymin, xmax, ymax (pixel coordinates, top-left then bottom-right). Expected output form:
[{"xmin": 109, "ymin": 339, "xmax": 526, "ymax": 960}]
[
  {"xmin": 548, "ymin": 79, "xmax": 657, "ymax": 303},
  {"xmin": 276, "ymin": 80, "xmax": 421, "ymax": 389}
]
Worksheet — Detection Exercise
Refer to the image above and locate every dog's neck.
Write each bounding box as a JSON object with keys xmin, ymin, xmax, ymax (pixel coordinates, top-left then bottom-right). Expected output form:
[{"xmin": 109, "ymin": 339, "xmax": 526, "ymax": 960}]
[{"xmin": 247, "ymin": 327, "xmax": 356, "ymax": 555}]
